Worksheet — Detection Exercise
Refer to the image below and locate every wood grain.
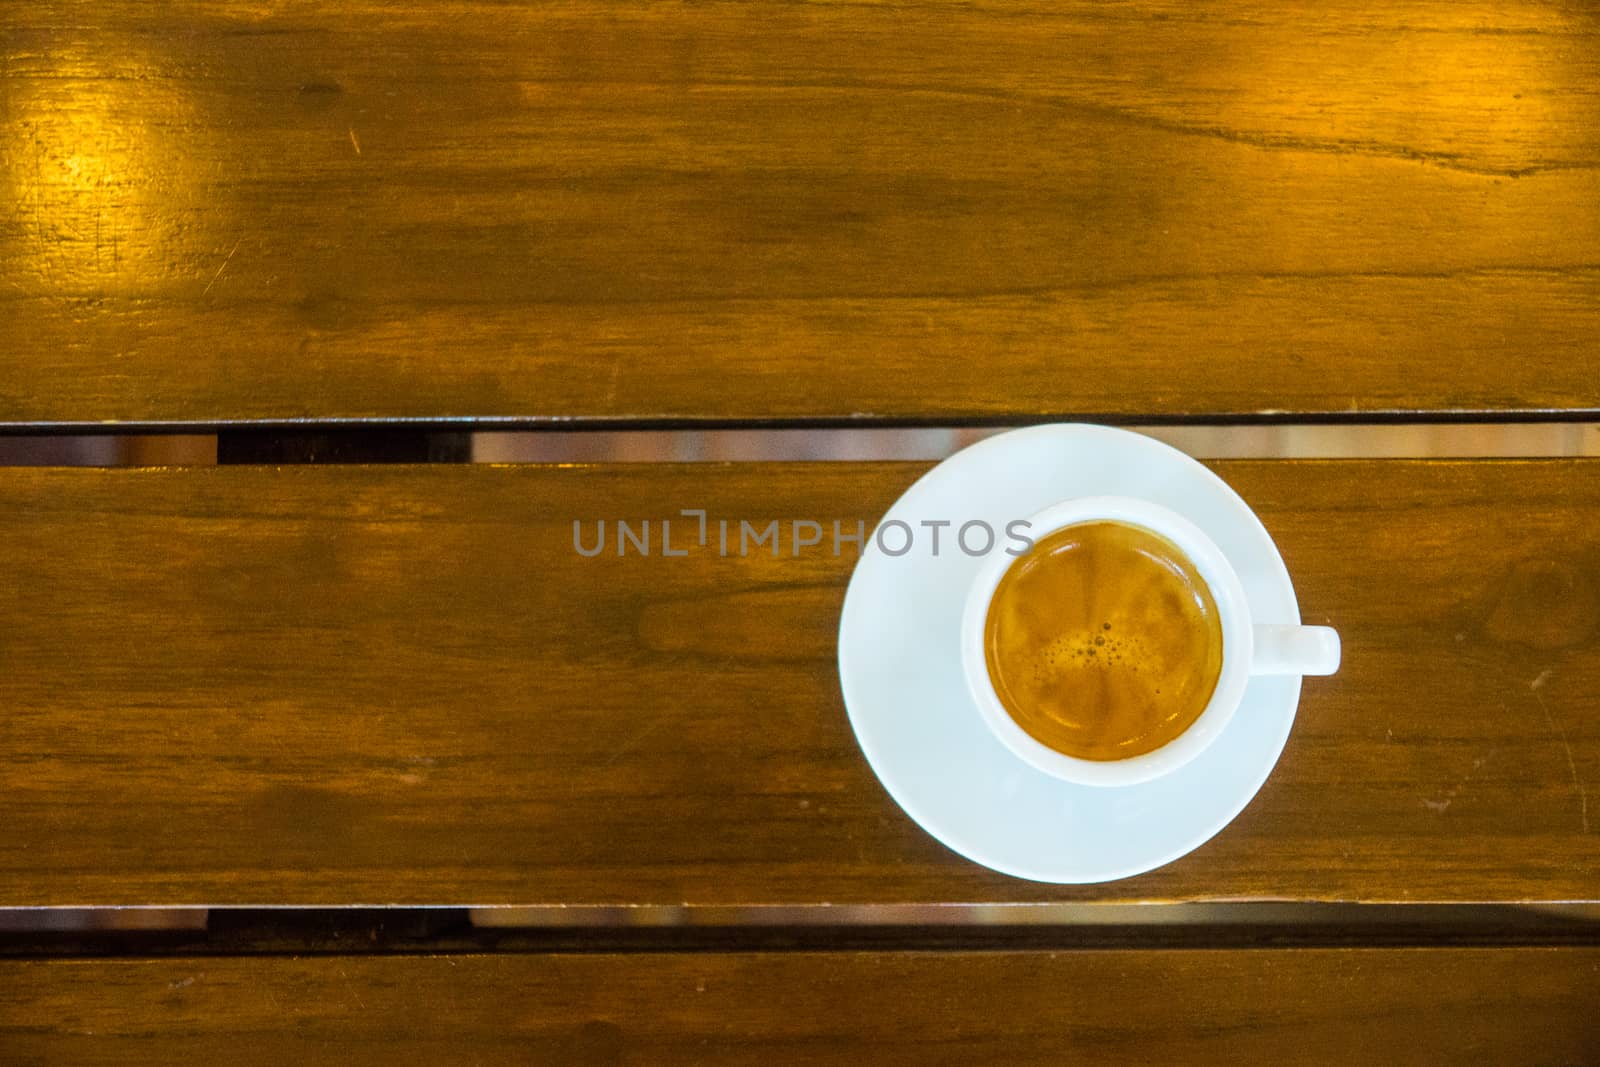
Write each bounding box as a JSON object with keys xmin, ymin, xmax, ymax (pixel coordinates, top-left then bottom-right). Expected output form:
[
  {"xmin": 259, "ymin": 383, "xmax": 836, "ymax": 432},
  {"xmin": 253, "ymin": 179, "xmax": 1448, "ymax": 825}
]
[
  {"xmin": 2, "ymin": 460, "xmax": 1596, "ymax": 905},
  {"xmin": 3, "ymin": 2, "xmax": 1599, "ymax": 425},
  {"xmin": 4, "ymin": 948, "xmax": 1598, "ymax": 1064}
]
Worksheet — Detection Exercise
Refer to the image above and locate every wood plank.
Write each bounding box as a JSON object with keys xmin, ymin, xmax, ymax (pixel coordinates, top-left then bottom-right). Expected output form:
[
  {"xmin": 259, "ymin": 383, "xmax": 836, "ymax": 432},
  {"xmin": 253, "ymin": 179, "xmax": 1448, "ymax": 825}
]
[
  {"xmin": 2, "ymin": 461, "xmax": 1599, "ymax": 905},
  {"xmin": 4, "ymin": 948, "xmax": 1598, "ymax": 1064},
  {"xmin": 3, "ymin": 2, "xmax": 1599, "ymax": 425},
  {"xmin": 5, "ymin": 459, "xmax": 1599, "ymax": 905}
]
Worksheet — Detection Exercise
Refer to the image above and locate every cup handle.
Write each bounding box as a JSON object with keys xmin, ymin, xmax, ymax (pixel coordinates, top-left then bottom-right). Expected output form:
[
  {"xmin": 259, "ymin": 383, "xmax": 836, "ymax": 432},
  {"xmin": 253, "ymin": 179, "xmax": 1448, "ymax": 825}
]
[{"xmin": 1251, "ymin": 624, "xmax": 1341, "ymax": 676}]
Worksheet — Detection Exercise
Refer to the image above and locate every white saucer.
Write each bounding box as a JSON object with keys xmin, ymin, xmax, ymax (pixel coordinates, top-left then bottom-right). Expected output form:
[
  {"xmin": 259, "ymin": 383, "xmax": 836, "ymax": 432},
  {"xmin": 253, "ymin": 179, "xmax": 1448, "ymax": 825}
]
[{"xmin": 837, "ymin": 424, "xmax": 1303, "ymax": 883}]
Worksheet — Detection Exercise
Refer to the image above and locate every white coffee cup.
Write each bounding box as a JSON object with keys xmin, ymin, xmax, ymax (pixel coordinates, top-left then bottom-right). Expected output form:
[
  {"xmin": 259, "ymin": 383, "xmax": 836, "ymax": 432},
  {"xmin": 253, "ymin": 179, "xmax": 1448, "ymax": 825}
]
[{"xmin": 961, "ymin": 496, "xmax": 1339, "ymax": 787}]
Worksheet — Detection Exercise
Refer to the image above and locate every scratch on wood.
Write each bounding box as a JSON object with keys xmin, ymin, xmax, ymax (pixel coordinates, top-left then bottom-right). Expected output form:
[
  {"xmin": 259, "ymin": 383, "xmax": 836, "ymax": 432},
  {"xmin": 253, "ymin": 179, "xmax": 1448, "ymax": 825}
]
[
  {"xmin": 603, "ymin": 710, "xmax": 673, "ymax": 767},
  {"xmin": 605, "ymin": 359, "xmax": 622, "ymax": 408},
  {"xmin": 1533, "ymin": 685, "xmax": 1590, "ymax": 834},
  {"xmin": 1422, "ymin": 750, "xmax": 1495, "ymax": 815},
  {"xmin": 349, "ymin": 127, "xmax": 362, "ymax": 155},
  {"xmin": 202, "ymin": 238, "xmax": 242, "ymax": 296}
]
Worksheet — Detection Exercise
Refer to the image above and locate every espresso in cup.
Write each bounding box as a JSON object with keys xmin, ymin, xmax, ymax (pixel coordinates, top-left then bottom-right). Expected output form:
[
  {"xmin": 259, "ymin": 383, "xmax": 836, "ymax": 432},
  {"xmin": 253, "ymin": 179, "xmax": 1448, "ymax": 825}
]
[{"xmin": 982, "ymin": 521, "xmax": 1224, "ymax": 761}]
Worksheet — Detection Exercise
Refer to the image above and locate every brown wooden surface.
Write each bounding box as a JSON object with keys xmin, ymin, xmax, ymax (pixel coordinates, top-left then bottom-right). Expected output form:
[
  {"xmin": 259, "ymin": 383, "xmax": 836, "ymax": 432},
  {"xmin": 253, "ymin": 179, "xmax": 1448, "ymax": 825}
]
[
  {"xmin": 3, "ymin": 2, "xmax": 1599, "ymax": 426},
  {"xmin": 3, "ymin": 948, "xmax": 1597, "ymax": 1064},
  {"xmin": 2, "ymin": 460, "xmax": 1597, "ymax": 906}
]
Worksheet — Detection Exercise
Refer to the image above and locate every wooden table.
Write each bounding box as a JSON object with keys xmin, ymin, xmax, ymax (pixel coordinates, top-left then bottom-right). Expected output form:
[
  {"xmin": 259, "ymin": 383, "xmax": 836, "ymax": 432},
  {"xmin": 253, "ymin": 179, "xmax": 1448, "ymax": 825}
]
[{"xmin": 2, "ymin": 2, "xmax": 1598, "ymax": 1061}]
